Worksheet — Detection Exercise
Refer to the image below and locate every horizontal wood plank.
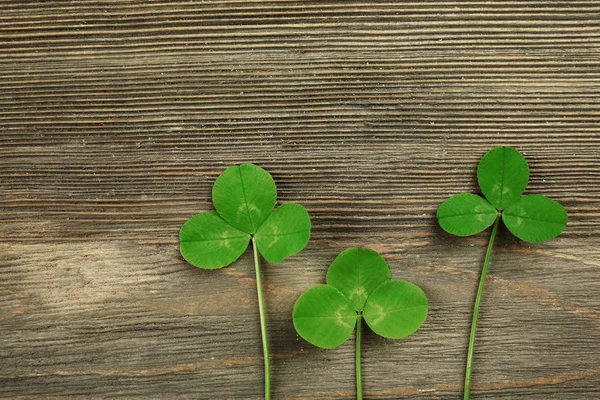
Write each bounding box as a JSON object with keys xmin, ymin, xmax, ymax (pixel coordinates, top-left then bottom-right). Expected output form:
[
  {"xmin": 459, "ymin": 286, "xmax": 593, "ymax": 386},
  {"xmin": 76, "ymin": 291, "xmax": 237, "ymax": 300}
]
[{"xmin": 1, "ymin": 1, "xmax": 599, "ymax": 399}]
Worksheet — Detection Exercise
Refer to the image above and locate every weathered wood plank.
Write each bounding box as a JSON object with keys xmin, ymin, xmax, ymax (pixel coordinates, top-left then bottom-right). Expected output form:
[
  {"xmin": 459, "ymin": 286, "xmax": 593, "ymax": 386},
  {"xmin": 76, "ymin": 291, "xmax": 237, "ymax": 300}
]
[
  {"xmin": 1, "ymin": 240, "xmax": 599, "ymax": 398},
  {"xmin": 1, "ymin": 0, "xmax": 599, "ymax": 398}
]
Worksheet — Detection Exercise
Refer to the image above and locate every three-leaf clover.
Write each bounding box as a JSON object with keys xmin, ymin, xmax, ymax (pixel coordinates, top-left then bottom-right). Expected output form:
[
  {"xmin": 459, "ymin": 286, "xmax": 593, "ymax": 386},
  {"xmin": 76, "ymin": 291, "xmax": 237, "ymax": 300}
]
[
  {"xmin": 293, "ymin": 247, "xmax": 428, "ymax": 399},
  {"xmin": 436, "ymin": 147, "xmax": 567, "ymax": 400},
  {"xmin": 180, "ymin": 163, "xmax": 311, "ymax": 400}
]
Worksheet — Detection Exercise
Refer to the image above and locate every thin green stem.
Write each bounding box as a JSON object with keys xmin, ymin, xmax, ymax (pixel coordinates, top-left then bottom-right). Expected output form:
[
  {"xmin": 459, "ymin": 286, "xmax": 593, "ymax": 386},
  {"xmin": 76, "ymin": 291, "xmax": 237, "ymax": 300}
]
[
  {"xmin": 252, "ymin": 237, "xmax": 271, "ymax": 400},
  {"xmin": 464, "ymin": 214, "xmax": 500, "ymax": 400},
  {"xmin": 356, "ymin": 312, "xmax": 363, "ymax": 400}
]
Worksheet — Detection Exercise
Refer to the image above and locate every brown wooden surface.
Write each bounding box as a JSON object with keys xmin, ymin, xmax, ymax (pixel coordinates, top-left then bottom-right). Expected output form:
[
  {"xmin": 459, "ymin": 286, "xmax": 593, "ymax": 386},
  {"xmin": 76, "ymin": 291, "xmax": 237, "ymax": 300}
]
[{"xmin": 1, "ymin": 1, "xmax": 599, "ymax": 399}]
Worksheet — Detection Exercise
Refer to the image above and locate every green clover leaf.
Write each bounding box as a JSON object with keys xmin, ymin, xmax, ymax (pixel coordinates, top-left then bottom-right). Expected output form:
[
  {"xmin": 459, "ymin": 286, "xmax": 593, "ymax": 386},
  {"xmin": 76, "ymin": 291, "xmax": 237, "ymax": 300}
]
[
  {"xmin": 181, "ymin": 163, "xmax": 311, "ymax": 268},
  {"xmin": 212, "ymin": 163, "xmax": 277, "ymax": 234},
  {"xmin": 179, "ymin": 163, "xmax": 311, "ymax": 400},
  {"xmin": 255, "ymin": 203, "xmax": 311, "ymax": 264},
  {"xmin": 325, "ymin": 247, "xmax": 391, "ymax": 311},
  {"xmin": 477, "ymin": 146, "xmax": 529, "ymax": 210},
  {"xmin": 438, "ymin": 146, "xmax": 567, "ymax": 242},
  {"xmin": 437, "ymin": 193, "xmax": 498, "ymax": 237},
  {"xmin": 292, "ymin": 285, "xmax": 357, "ymax": 349},
  {"xmin": 363, "ymin": 280, "xmax": 428, "ymax": 340},
  {"xmin": 503, "ymin": 194, "xmax": 568, "ymax": 243},
  {"xmin": 436, "ymin": 146, "xmax": 567, "ymax": 400},
  {"xmin": 179, "ymin": 211, "xmax": 250, "ymax": 270},
  {"xmin": 293, "ymin": 247, "xmax": 427, "ymax": 399}
]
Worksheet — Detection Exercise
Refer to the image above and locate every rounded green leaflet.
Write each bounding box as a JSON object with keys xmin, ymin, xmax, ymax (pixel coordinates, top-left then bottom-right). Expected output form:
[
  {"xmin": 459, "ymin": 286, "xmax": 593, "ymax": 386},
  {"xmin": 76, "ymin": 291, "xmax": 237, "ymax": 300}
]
[
  {"xmin": 477, "ymin": 146, "xmax": 529, "ymax": 210},
  {"xmin": 212, "ymin": 163, "xmax": 277, "ymax": 234},
  {"xmin": 503, "ymin": 194, "xmax": 567, "ymax": 243},
  {"xmin": 363, "ymin": 280, "xmax": 428, "ymax": 339},
  {"xmin": 179, "ymin": 211, "xmax": 251, "ymax": 269},
  {"xmin": 293, "ymin": 284, "xmax": 357, "ymax": 349},
  {"xmin": 255, "ymin": 203, "xmax": 311, "ymax": 264},
  {"xmin": 437, "ymin": 193, "xmax": 498, "ymax": 236},
  {"xmin": 325, "ymin": 247, "xmax": 391, "ymax": 311}
]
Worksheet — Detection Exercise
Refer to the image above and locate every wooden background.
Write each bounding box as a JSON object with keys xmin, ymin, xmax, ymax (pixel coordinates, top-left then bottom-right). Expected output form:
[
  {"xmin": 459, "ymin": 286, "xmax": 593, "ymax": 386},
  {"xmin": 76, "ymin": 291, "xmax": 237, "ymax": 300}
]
[{"xmin": 1, "ymin": 1, "xmax": 599, "ymax": 399}]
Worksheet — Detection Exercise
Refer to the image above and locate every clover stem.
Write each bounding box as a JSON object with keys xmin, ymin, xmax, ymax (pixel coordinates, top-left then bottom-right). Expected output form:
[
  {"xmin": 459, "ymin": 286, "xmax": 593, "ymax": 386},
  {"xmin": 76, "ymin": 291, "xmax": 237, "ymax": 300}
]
[
  {"xmin": 356, "ymin": 312, "xmax": 363, "ymax": 400},
  {"xmin": 251, "ymin": 236, "xmax": 271, "ymax": 400},
  {"xmin": 464, "ymin": 214, "xmax": 500, "ymax": 400}
]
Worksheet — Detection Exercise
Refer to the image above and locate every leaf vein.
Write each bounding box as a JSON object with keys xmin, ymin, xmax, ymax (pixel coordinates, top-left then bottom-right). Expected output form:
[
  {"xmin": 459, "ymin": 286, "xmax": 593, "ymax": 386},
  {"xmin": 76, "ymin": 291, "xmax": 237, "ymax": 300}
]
[
  {"xmin": 181, "ymin": 236, "xmax": 249, "ymax": 243},
  {"xmin": 499, "ymin": 146, "xmax": 507, "ymax": 208},
  {"xmin": 439, "ymin": 211, "xmax": 496, "ymax": 219},
  {"xmin": 504, "ymin": 214, "xmax": 566, "ymax": 225},
  {"xmin": 385, "ymin": 304, "xmax": 428, "ymax": 314},
  {"xmin": 237, "ymin": 166, "xmax": 254, "ymax": 232},
  {"xmin": 294, "ymin": 315, "xmax": 355, "ymax": 320},
  {"xmin": 257, "ymin": 228, "xmax": 309, "ymax": 238}
]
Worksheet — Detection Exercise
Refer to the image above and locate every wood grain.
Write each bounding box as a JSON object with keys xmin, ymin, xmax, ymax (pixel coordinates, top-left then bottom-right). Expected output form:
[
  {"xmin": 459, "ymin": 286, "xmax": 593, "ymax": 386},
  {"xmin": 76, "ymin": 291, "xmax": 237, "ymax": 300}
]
[{"xmin": 1, "ymin": 1, "xmax": 599, "ymax": 399}]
